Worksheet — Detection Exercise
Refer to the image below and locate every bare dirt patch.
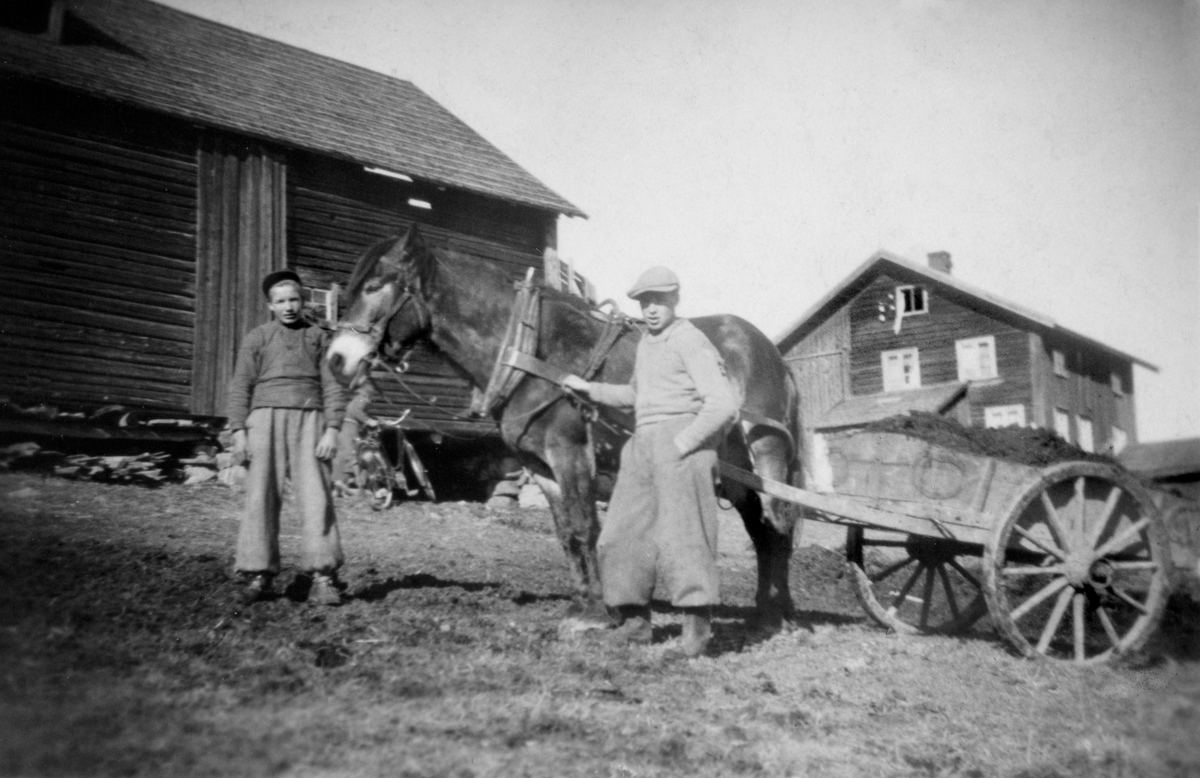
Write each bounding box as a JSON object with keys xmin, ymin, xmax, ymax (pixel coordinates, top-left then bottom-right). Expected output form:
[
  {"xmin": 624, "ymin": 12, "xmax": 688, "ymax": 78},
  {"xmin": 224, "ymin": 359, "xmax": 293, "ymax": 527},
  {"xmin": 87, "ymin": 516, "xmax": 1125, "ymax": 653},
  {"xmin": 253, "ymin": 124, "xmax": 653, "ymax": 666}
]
[{"xmin": 1, "ymin": 472, "xmax": 1196, "ymax": 777}]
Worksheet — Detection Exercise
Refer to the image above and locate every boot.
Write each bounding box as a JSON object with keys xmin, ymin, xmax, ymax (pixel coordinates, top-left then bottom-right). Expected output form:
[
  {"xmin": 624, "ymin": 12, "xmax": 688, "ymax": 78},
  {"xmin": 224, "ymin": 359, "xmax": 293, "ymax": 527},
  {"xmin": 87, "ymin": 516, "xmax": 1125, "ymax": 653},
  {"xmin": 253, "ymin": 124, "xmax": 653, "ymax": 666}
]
[
  {"xmin": 679, "ymin": 607, "xmax": 712, "ymax": 658},
  {"xmin": 309, "ymin": 571, "xmax": 344, "ymax": 606},
  {"xmin": 607, "ymin": 604, "xmax": 652, "ymax": 645},
  {"xmin": 240, "ymin": 572, "xmax": 273, "ymax": 605}
]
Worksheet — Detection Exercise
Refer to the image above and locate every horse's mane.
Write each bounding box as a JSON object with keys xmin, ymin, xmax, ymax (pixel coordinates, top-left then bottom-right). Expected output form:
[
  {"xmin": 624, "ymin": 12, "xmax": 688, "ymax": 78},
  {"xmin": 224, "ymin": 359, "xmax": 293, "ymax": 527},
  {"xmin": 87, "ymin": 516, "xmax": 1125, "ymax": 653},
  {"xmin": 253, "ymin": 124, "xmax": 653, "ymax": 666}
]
[{"xmin": 346, "ymin": 234, "xmax": 405, "ymax": 300}]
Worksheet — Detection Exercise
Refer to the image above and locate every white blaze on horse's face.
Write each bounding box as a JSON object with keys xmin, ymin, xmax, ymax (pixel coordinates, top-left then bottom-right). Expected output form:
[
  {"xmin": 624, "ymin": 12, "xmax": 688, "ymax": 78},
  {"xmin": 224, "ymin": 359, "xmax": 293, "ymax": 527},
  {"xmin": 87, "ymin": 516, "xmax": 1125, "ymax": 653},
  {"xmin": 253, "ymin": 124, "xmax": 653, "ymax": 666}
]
[{"xmin": 326, "ymin": 279, "xmax": 399, "ymax": 382}]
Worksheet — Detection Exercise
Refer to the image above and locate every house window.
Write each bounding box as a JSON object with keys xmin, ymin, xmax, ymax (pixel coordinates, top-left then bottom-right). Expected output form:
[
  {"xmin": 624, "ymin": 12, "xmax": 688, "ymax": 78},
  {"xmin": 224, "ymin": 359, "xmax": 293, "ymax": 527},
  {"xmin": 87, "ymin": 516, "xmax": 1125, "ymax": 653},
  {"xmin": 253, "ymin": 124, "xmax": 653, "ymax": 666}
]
[
  {"xmin": 305, "ymin": 285, "xmax": 339, "ymax": 324},
  {"xmin": 1053, "ymin": 408, "xmax": 1071, "ymax": 441},
  {"xmin": 1110, "ymin": 426, "xmax": 1128, "ymax": 454},
  {"xmin": 1052, "ymin": 349, "xmax": 1068, "ymax": 377},
  {"xmin": 1077, "ymin": 417, "xmax": 1094, "ymax": 452},
  {"xmin": 1111, "ymin": 371, "xmax": 1125, "ymax": 396},
  {"xmin": 984, "ymin": 404, "xmax": 1026, "ymax": 429},
  {"xmin": 881, "ymin": 347, "xmax": 921, "ymax": 392},
  {"xmin": 956, "ymin": 336, "xmax": 998, "ymax": 382},
  {"xmin": 895, "ymin": 285, "xmax": 928, "ymax": 315}
]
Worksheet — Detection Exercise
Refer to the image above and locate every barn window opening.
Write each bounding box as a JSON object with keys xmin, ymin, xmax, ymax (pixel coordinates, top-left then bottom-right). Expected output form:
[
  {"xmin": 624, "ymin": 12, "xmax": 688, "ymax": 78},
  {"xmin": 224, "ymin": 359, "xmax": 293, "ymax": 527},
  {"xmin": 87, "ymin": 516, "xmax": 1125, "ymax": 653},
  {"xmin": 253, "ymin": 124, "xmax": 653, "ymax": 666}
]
[
  {"xmin": 1077, "ymin": 416, "xmax": 1095, "ymax": 452},
  {"xmin": 1111, "ymin": 371, "xmax": 1125, "ymax": 396},
  {"xmin": 895, "ymin": 285, "xmax": 928, "ymax": 315},
  {"xmin": 955, "ymin": 335, "xmax": 998, "ymax": 382},
  {"xmin": 1053, "ymin": 408, "xmax": 1071, "ymax": 442},
  {"xmin": 881, "ymin": 347, "xmax": 921, "ymax": 392},
  {"xmin": 984, "ymin": 404, "xmax": 1026, "ymax": 429},
  {"xmin": 407, "ymin": 198, "xmax": 432, "ymax": 210},
  {"xmin": 1052, "ymin": 349, "xmax": 1068, "ymax": 377}
]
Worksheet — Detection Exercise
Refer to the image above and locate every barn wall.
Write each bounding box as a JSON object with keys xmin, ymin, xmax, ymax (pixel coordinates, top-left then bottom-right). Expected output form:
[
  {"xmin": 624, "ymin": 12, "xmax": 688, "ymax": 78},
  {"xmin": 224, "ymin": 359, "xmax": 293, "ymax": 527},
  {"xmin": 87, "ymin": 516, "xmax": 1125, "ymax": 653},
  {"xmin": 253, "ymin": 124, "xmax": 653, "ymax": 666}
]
[
  {"xmin": 783, "ymin": 306, "xmax": 850, "ymax": 442},
  {"xmin": 848, "ymin": 273, "xmax": 1033, "ymax": 426},
  {"xmin": 191, "ymin": 134, "xmax": 288, "ymax": 417},
  {"xmin": 0, "ymin": 85, "xmax": 198, "ymax": 413},
  {"xmin": 1040, "ymin": 335, "xmax": 1137, "ymax": 449},
  {"xmin": 286, "ymin": 153, "xmax": 554, "ymax": 432}
]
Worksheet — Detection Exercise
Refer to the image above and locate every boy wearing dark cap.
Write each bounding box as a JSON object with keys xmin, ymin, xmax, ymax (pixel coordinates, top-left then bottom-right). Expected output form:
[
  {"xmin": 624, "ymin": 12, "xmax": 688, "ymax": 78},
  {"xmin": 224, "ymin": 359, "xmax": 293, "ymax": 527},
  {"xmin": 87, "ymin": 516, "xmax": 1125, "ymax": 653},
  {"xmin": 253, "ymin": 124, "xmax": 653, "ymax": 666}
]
[
  {"xmin": 226, "ymin": 269, "xmax": 347, "ymax": 605},
  {"xmin": 562, "ymin": 266, "xmax": 738, "ymax": 657}
]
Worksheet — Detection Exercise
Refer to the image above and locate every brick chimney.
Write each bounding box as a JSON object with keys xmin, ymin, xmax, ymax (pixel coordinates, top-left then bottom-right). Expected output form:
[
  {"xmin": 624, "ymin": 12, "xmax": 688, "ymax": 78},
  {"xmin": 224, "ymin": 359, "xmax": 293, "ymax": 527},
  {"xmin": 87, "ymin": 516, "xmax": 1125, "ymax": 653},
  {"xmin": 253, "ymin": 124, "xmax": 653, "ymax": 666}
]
[{"xmin": 927, "ymin": 251, "xmax": 952, "ymax": 274}]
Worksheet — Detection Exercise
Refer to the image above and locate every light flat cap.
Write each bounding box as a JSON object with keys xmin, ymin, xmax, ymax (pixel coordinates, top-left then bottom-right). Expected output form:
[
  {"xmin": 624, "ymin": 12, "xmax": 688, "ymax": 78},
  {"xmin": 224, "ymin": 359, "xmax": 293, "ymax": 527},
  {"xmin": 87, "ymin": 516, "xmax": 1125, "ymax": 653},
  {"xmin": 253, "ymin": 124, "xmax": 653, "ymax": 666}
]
[{"xmin": 627, "ymin": 266, "xmax": 680, "ymax": 299}]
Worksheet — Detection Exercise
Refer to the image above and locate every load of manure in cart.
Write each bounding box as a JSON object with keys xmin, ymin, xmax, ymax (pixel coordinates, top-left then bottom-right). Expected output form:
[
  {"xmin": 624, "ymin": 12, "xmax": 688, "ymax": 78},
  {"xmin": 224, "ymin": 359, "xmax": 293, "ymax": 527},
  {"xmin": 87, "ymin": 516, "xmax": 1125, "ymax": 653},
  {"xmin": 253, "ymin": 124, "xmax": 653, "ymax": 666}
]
[{"xmin": 859, "ymin": 412, "xmax": 1120, "ymax": 469}]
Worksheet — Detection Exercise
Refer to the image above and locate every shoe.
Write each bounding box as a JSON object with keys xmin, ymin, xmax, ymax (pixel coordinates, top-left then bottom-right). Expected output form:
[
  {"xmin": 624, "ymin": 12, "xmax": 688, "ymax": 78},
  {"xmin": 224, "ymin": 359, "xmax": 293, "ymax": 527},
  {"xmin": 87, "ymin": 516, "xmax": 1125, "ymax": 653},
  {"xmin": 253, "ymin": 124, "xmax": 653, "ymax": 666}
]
[
  {"xmin": 309, "ymin": 572, "xmax": 344, "ymax": 606},
  {"xmin": 240, "ymin": 573, "xmax": 273, "ymax": 605},
  {"xmin": 606, "ymin": 605, "xmax": 652, "ymax": 645},
  {"xmin": 678, "ymin": 608, "xmax": 712, "ymax": 658}
]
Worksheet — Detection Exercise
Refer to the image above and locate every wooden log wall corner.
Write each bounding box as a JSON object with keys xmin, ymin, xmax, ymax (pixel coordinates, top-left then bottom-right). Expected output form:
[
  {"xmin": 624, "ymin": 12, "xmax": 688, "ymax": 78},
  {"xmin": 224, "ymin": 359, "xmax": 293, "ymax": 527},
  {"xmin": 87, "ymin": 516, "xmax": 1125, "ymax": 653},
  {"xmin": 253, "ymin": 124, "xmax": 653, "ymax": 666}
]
[{"xmin": 192, "ymin": 135, "xmax": 287, "ymax": 417}]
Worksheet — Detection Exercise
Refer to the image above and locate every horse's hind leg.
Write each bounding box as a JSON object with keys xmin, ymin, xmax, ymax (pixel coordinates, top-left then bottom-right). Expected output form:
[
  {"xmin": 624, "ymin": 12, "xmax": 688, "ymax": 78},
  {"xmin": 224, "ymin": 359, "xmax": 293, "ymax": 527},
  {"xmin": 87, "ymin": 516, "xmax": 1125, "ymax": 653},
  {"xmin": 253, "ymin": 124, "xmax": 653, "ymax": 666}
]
[{"xmin": 723, "ymin": 430, "xmax": 799, "ymax": 634}]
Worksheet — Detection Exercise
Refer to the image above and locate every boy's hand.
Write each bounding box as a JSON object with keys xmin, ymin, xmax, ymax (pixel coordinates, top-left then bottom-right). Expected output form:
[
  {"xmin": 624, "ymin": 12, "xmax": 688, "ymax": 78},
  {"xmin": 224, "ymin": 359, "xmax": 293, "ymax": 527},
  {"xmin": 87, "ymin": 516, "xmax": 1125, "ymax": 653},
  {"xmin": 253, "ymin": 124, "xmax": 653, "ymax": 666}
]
[
  {"xmin": 230, "ymin": 430, "xmax": 249, "ymax": 465},
  {"xmin": 561, "ymin": 375, "xmax": 591, "ymax": 395},
  {"xmin": 316, "ymin": 428, "xmax": 339, "ymax": 461}
]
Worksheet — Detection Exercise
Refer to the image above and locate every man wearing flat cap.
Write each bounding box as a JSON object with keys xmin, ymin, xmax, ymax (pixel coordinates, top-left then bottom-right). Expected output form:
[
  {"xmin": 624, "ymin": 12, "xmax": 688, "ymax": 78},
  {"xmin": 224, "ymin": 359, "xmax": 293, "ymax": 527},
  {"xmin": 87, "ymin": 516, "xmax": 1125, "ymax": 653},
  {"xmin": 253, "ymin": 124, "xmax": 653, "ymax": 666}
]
[
  {"xmin": 563, "ymin": 266, "xmax": 738, "ymax": 658},
  {"xmin": 225, "ymin": 269, "xmax": 348, "ymax": 606}
]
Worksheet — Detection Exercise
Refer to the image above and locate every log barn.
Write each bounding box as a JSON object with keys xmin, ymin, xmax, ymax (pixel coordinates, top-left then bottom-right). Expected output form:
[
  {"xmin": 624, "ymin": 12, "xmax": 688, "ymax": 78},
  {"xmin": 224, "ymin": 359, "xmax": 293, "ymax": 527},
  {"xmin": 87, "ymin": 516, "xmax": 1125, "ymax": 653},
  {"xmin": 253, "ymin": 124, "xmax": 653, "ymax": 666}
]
[
  {"xmin": 777, "ymin": 250, "xmax": 1156, "ymax": 455},
  {"xmin": 0, "ymin": 0, "xmax": 582, "ymax": 436}
]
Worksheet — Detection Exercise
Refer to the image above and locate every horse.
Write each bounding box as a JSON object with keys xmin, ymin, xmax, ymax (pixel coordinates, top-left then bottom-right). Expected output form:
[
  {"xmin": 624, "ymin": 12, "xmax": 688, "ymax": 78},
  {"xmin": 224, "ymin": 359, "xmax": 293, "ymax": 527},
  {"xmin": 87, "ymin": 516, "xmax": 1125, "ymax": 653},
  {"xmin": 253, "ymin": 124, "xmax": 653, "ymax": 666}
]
[{"xmin": 326, "ymin": 225, "xmax": 804, "ymax": 634}]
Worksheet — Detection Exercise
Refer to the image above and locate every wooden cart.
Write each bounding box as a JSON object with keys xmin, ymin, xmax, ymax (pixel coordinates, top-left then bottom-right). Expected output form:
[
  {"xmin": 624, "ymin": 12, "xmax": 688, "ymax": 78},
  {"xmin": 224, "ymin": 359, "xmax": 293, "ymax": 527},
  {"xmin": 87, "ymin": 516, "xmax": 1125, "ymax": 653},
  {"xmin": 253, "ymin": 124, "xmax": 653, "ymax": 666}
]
[{"xmin": 719, "ymin": 430, "xmax": 1172, "ymax": 664}]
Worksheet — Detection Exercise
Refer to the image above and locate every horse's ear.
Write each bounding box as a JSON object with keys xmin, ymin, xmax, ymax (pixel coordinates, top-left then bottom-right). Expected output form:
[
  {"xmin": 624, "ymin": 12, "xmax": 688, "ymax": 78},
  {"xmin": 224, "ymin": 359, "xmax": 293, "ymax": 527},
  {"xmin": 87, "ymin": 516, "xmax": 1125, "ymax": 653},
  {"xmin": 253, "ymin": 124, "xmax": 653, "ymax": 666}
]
[{"xmin": 401, "ymin": 223, "xmax": 426, "ymax": 254}]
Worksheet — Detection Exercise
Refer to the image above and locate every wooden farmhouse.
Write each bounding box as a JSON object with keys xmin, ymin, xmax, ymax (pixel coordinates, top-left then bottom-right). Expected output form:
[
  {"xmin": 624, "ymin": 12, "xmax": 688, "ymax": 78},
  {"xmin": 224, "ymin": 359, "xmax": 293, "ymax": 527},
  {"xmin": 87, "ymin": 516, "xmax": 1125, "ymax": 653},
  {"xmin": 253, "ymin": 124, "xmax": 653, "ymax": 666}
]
[
  {"xmin": 776, "ymin": 250, "xmax": 1156, "ymax": 456},
  {"xmin": 0, "ymin": 0, "xmax": 582, "ymax": 437}
]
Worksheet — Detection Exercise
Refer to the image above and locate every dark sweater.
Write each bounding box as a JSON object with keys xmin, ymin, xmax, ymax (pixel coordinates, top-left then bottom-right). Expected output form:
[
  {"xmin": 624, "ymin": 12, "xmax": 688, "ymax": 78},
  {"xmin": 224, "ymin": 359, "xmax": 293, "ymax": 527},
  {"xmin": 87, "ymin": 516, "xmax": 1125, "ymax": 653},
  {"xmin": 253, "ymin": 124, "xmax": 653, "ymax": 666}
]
[{"xmin": 225, "ymin": 319, "xmax": 346, "ymax": 431}]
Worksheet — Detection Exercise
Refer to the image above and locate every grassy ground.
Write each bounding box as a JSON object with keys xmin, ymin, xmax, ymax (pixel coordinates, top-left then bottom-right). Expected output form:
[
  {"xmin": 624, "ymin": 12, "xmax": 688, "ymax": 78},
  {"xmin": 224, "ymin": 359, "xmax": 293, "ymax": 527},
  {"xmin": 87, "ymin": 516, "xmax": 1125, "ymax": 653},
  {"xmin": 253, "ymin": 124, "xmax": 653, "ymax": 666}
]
[{"xmin": 0, "ymin": 471, "xmax": 1197, "ymax": 777}]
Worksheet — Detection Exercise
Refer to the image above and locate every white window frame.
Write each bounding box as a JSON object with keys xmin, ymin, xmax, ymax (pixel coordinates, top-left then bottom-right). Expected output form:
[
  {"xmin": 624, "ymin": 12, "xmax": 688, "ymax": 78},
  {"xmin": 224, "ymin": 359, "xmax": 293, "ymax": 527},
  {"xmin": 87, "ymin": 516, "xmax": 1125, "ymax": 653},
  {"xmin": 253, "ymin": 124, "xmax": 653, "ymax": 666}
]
[
  {"xmin": 1053, "ymin": 408, "xmax": 1071, "ymax": 441},
  {"xmin": 305, "ymin": 284, "xmax": 340, "ymax": 324},
  {"xmin": 1111, "ymin": 371, "xmax": 1125, "ymax": 396},
  {"xmin": 956, "ymin": 335, "xmax": 998, "ymax": 382},
  {"xmin": 895, "ymin": 285, "xmax": 928, "ymax": 316},
  {"xmin": 984, "ymin": 404, "xmax": 1026, "ymax": 429},
  {"xmin": 1110, "ymin": 426, "xmax": 1128, "ymax": 454},
  {"xmin": 881, "ymin": 347, "xmax": 921, "ymax": 392},
  {"xmin": 1052, "ymin": 349, "xmax": 1068, "ymax": 377},
  {"xmin": 1077, "ymin": 416, "xmax": 1094, "ymax": 452}
]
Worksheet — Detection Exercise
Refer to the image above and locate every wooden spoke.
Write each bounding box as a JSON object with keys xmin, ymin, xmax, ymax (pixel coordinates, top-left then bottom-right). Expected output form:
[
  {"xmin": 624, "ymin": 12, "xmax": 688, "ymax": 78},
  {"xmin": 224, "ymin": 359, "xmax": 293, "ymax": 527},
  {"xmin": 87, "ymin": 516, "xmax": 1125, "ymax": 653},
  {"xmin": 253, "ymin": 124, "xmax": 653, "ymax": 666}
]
[
  {"xmin": 959, "ymin": 593, "xmax": 989, "ymax": 629},
  {"xmin": 1072, "ymin": 592, "xmax": 1086, "ymax": 662},
  {"xmin": 948, "ymin": 558, "xmax": 983, "ymax": 590},
  {"xmin": 1010, "ymin": 576, "xmax": 1069, "ymax": 623},
  {"xmin": 869, "ymin": 555, "xmax": 917, "ymax": 584},
  {"xmin": 1012, "ymin": 524, "xmax": 1066, "ymax": 562},
  {"xmin": 918, "ymin": 565, "xmax": 936, "ymax": 630},
  {"xmin": 886, "ymin": 562, "xmax": 927, "ymax": 617},
  {"xmin": 1111, "ymin": 585, "xmax": 1150, "ymax": 615},
  {"xmin": 1107, "ymin": 560, "xmax": 1159, "ymax": 571},
  {"xmin": 860, "ymin": 539, "xmax": 909, "ymax": 548},
  {"xmin": 1085, "ymin": 483, "xmax": 1124, "ymax": 551},
  {"xmin": 1094, "ymin": 517, "xmax": 1150, "ymax": 558},
  {"xmin": 1002, "ymin": 564, "xmax": 1065, "ymax": 576},
  {"xmin": 1073, "ymin": 476, "xmax": 1087, "ymax": 547},
  {"xmin": 1035, "ymin": 587, "xmax": 1074, "ymax": 655},
  {"xmin": 1039, "ymin": 490, "xmax": 1073, "ymax": 554},
  {"xmin": 1096, "ymin": 606, "xmax": 1121, "ymax": 648},
  {"xmin": 937, "ymin": 564, "xmax": 961, "ymax": 624}
]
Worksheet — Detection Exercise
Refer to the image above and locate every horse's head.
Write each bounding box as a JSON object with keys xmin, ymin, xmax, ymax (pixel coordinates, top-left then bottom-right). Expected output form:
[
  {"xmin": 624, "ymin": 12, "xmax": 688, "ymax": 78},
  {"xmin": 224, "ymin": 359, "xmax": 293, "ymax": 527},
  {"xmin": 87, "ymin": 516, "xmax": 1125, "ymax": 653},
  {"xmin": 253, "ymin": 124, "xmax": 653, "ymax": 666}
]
[{"xmin": 326, "ymin": 224, "xmax": 437, "ymax": 387}]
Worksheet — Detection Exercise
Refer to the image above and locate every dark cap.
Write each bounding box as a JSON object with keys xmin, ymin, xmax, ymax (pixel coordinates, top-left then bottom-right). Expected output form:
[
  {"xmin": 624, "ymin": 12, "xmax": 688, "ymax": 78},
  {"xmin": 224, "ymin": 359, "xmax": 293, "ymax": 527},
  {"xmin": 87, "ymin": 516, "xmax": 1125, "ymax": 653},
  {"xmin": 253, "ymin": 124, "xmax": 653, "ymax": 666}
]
[
  {"xmin": 627, "ymin": 266, "xmax": 680, "ymax": 300},
  {"xmin": 261, "ymin": 269, "xmax": 302, "ymax": 298}
]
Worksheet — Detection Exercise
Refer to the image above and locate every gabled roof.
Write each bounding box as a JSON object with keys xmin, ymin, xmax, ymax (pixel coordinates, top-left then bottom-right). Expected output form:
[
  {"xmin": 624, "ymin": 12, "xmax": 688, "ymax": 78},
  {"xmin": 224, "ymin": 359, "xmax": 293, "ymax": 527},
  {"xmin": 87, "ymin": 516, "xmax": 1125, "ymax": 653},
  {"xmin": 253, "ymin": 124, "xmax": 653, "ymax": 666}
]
[
  {"xmin": 1118, "ymin": 437, "xmax": 1200, "ymax": 480},
  {"xmin": 776, "ymin": 250, "xmax": 1156, "ymax": 370},
  {"xmin": 0, "ymin": 0, "xmax": 584, "ymax": 217},
  {"xmin": 814, "ymin": 381, "xmax": 967, "ymax": 430}
]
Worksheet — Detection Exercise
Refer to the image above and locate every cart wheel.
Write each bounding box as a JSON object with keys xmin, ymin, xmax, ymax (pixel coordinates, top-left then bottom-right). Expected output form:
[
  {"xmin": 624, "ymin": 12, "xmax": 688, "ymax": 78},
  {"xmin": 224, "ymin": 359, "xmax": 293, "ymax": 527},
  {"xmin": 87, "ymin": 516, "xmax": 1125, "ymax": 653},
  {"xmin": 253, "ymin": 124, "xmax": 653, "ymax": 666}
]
[
  {"xmin": 847, "ymin": 526, "xmax": 989, "ymax": 635},
  {"xmin": 983, "ymin": 461, "xmax": 1169, "ymax": 663}
]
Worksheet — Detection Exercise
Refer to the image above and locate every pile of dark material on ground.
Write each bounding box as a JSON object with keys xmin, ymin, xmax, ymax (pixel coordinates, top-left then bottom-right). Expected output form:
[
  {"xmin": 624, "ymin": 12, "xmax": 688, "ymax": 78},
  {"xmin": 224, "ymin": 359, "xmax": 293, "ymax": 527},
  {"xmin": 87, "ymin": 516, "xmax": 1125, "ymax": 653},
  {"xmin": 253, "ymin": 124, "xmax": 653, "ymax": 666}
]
[{"xmin": 859, "ymin": 412, "xmax": 1118, "ymax": 468}]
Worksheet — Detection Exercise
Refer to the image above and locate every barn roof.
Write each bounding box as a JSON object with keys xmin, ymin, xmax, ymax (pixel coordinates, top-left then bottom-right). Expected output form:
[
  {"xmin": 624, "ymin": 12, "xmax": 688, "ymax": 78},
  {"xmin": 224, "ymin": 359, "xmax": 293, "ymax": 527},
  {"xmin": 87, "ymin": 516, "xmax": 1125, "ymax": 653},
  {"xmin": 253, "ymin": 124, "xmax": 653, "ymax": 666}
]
[
  {"xmin": 775, "ymin": 250, "xmax": 1157, "ymax": 371},
  {"xmin": 1118, "ymin": 437, "xmax": 1200, "ymax": 480},
  {"xmin": 0, "ymin": 0, "xmax": 584, "ymax": 217}
]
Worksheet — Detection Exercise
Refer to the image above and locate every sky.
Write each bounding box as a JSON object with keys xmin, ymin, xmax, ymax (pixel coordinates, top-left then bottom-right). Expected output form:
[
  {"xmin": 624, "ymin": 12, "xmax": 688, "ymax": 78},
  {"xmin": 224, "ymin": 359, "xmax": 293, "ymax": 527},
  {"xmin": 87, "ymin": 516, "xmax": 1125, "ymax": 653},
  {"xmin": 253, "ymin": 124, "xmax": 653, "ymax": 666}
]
[{"xmin": 163, "ymin": 0, "xmax": 1200, "ymax": 444}]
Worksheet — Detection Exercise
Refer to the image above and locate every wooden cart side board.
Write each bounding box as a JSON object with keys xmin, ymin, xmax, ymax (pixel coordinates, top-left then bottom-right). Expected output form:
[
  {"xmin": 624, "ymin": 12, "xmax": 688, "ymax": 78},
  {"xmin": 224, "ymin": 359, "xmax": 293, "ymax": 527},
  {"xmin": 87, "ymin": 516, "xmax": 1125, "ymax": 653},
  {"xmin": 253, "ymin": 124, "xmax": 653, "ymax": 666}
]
[{"xmin": 718, "ymin": 463, "xmax": 993, "ymax": 546}]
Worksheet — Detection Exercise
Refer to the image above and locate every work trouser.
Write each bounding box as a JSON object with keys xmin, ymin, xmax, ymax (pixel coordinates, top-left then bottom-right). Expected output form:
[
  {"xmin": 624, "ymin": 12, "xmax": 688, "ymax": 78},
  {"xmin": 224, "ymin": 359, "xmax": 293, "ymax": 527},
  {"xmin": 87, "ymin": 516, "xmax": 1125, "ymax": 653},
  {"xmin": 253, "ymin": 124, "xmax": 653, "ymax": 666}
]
[
  {"xmin": 236, "ymin": 407, "xmax": 343, "ymax": 575},
  {"xmin": 598, "ymin": 415, "xmax": 720, "ymax": 609}
]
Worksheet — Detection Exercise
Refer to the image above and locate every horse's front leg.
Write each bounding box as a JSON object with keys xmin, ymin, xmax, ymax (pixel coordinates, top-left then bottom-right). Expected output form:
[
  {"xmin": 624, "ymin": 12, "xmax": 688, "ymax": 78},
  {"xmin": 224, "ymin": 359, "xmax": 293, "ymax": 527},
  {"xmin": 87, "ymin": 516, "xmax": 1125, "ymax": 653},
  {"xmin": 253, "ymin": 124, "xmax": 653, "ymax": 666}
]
[
  {"xmin": 724, "ymin": 429, "xmax": 800, "ymax": 635},
  {"xmin": 524, "ymin": 409, "xmax": 609, "ymax": 629}
]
